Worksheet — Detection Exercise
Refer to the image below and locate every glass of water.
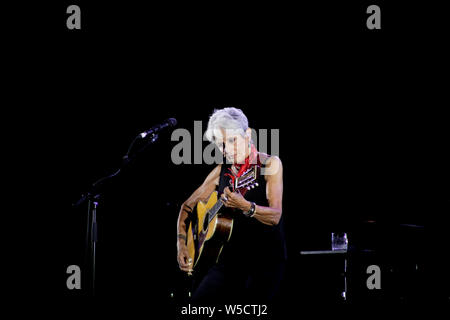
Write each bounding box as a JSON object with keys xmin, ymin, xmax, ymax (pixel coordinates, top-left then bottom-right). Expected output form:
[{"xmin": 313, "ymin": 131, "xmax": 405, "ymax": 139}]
[{"xmin": 331, "ymin": 232, "xmax": 348, "ymax": 251}]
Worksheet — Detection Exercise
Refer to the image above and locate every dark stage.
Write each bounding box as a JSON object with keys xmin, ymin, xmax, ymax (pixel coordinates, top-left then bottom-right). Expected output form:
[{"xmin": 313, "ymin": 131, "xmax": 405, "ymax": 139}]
[{"xmin": 9, "ymin": 1, "xmax": 449, "ymax": 318}]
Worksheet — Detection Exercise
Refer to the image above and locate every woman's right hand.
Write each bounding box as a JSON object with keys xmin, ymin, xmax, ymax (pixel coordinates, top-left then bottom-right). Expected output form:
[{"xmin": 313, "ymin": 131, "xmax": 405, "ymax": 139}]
[{"xmin": 177, "ymin": 241, "xmax": 193, "ymax": 273}]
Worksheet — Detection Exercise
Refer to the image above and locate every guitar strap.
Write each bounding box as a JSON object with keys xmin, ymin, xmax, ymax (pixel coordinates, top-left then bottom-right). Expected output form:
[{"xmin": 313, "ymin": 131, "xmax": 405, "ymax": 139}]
[{"xmin": 217, "ymin": 162, "xmax": 230, "ymax": 195}]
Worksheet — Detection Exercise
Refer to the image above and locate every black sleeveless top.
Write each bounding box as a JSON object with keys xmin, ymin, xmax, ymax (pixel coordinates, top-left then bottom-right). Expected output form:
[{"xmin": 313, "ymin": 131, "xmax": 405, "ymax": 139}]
[{"xmin": 216, "ymin": 154, "xmax": 287, "ymax": 269}]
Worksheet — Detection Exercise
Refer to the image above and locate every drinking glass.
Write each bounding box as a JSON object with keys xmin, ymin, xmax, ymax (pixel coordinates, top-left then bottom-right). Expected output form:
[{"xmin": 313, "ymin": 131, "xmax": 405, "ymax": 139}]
[{"xmin": 331, "ymin": 232, "xmax": 348, "ymax": 251}]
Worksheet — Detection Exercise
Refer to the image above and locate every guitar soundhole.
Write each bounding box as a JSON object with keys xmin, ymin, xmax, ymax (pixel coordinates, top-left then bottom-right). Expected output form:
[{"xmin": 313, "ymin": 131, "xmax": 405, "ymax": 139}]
[{"xmin": 203, "ymin": 212, "xmax": 210, "ymax": 232}]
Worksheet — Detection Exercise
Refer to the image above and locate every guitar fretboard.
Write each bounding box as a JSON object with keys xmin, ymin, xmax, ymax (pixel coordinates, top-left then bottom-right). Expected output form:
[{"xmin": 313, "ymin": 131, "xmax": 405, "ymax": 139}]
[
  {"xmin": 206, "ymin": 166, "xmax": 258, "ymax": 224},
  {"xmin": 207, "ymin": 197, "xmax": 224, "ymax": 224}
]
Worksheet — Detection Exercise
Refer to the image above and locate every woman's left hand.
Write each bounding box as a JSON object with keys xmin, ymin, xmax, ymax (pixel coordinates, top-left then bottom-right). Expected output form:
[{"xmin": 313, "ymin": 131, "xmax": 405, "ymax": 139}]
[{"xmin": 221, "ymin": 187, "xmax": 251, "ymax": 211}]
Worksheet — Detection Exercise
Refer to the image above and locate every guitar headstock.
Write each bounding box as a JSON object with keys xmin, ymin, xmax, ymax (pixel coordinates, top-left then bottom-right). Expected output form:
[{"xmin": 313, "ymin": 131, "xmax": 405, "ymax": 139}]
[{"xmin": 234, "ymin": 166, "xmax": 259, "ymax": 192}]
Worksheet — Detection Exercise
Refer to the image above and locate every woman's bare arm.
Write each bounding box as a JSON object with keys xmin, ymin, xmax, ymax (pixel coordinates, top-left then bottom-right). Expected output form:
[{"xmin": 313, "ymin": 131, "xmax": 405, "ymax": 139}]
[
  {"xmin": 177, "ymin": 165, "xmax": 221, "ymax": 242},
  {"xmin": 252, "ymin": 156, "xmax": 283, "ymax": 225}
]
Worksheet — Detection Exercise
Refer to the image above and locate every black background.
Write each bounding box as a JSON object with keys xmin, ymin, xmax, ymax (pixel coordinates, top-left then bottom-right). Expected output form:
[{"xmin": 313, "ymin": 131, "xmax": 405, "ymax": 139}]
[{"xmin": 6, "ymin": 0, "xmax": 449, "ymax": 317}]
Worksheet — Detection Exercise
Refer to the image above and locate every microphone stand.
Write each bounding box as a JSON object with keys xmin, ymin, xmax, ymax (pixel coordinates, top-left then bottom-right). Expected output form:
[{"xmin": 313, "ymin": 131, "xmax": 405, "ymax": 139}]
[{"xmin": 73, "ymin": 132, "xmax": 160, "ymax": 296}]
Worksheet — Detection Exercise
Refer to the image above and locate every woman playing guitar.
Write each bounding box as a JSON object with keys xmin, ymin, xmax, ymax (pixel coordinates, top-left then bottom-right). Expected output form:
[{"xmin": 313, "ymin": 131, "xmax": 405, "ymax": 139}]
[{"xmin": 176, "ymin": 107, "xmax": 286, "ymax": 303}]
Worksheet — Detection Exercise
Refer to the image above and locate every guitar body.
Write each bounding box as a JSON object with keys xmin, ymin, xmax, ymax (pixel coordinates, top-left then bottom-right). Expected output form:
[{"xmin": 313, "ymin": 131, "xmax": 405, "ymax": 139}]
[
  {"xmin": 186, "ymin": 191, "xmax": 233, "ymax": 272},
  {"xmin": 185, "ymin": 166, "xmax": 258, "ymax": 274}
]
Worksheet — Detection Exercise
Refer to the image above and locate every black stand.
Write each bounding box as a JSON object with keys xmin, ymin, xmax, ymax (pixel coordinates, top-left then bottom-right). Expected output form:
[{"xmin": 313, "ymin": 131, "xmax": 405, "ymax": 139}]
[
  {"xmin": 85, "ymin": 195, "xmax": 99, "ymax": 294},
  {"xmin": 73, "ymin": 132, "xmax": 160, "ymax": 296}
]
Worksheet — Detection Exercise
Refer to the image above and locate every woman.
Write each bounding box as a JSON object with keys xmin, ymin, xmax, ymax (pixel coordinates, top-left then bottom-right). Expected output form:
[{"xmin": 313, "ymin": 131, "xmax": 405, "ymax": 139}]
[{"xmin": 176, "ymin": 107, "xmax": 287, "ymax": 303}]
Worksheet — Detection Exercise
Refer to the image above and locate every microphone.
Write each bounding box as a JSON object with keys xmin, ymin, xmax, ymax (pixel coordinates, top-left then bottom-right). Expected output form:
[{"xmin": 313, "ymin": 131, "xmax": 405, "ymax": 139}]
[{"xmin": 139, "ymin": 118, "xmax": 177, "ymax": 138}]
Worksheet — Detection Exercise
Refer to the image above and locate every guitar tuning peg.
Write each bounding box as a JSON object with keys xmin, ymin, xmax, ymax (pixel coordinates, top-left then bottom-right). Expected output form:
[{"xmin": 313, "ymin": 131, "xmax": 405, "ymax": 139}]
[
  {"xmin": 255, "ymin": 182, "xmax": 259, "ymax": 187},
  {"xmin": 247, "ymin": 186, "xmax": 251, "ymax": 190}
]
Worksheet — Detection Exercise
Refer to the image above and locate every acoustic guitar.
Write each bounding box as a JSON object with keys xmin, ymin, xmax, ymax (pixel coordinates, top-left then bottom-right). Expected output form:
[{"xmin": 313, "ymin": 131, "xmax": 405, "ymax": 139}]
[{"xmin": 186, "ymin": 165, "xmax": 259, "ymax": 275}]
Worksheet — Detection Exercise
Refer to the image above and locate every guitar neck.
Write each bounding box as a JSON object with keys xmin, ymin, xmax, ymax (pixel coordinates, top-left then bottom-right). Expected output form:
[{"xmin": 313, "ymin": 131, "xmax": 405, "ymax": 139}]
[
  {"xmin": 207, "ymin": 165, "xmax": 257, "ymax": 224},
  {"xmin": 208, "ymin": 197, "xmax": 224, "ymax": 224}
]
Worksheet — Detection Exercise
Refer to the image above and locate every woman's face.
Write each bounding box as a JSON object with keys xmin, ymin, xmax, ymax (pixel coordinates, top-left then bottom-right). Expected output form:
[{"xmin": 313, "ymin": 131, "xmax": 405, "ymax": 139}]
[{"xmin": 215, "ymin": 128, "xmax": 250, "ymax": 164}]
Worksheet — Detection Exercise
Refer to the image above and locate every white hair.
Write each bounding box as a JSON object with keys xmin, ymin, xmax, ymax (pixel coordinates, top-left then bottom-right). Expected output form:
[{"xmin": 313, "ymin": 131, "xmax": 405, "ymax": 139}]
[{"xmin": 204, "ymin": 107, "xmax": 249, "ymax": 142}]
